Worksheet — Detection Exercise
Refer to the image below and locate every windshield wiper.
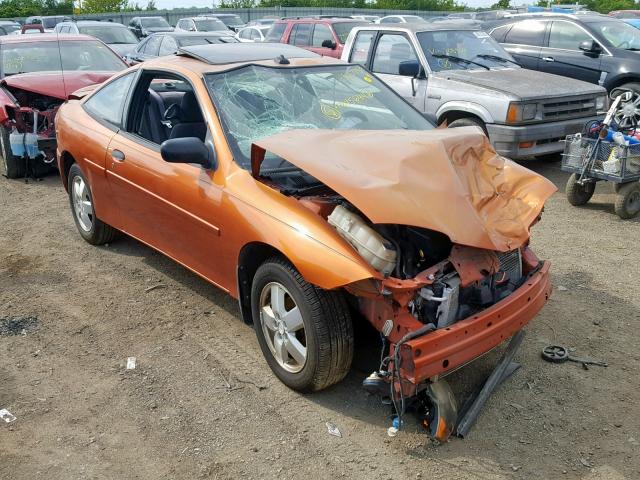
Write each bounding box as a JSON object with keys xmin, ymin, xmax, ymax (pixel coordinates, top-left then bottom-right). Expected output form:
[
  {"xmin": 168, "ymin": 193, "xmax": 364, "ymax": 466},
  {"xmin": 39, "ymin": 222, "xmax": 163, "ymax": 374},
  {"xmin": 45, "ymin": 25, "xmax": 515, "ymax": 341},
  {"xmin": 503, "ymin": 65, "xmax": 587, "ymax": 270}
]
[
  {"xmin": 431, "ymin": 53, "xmax": 490, "ymax": 70},
  {"xmin": 626, "ymin": 47, "xmax": 640, "ymax": 51},
  {"xmin": 475, "ymin": 54, "xmax": 520, "ymax": 67}
]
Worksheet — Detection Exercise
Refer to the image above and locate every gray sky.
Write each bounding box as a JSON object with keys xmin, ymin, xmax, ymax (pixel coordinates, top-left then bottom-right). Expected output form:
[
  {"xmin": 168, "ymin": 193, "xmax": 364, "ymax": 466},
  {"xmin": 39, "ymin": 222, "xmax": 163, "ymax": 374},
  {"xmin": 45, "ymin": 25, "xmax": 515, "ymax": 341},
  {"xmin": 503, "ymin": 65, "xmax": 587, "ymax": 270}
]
[{"xmin": 152, "ymin": 0, "xmax": 498, "ymax": 10}]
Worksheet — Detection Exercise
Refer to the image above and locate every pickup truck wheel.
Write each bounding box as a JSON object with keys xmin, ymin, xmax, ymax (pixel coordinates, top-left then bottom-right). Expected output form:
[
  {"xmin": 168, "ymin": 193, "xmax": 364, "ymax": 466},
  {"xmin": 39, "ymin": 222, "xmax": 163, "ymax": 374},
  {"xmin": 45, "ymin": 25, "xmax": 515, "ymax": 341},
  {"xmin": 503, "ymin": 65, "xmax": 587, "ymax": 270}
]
[
  {"xmin": 0, "ymin": 125, "xmax": 24, "ymax": 179},
  {"xmin": 566, "ymin": 173, "xmax": 595, "ymax": 206},
  {"xmin": 251, "ymin": 257, "xmax": 353, "ymax": 392},
  {"xmin": 448, "ymin": 117, "xmax": 488, "ymax": 135},
  {"xmin": 67, "ymin": 164, "xmax": 117, "ymax": 245},
  {"xmin": 614, "ymin": 182, "xmax": 640, "ymax": 219}
]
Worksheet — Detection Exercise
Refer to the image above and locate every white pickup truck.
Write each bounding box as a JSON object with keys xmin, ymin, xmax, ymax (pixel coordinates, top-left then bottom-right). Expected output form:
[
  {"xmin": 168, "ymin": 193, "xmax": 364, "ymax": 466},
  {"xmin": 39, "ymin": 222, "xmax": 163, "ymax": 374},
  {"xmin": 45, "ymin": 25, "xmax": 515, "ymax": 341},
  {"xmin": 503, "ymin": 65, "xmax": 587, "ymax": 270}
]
[{"xmin": 341, "ymin": 21, "xmax": 607, "ymax": 159}]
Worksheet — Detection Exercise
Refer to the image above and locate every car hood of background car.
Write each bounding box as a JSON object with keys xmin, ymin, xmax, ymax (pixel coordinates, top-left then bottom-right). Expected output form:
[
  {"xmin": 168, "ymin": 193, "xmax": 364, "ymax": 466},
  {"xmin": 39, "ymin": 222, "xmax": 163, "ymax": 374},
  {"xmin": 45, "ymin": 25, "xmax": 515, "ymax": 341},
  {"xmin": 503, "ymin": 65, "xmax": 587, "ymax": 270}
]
[
  {"xmin": 435, "ymin": 68, "xmax": 605, "ymax": 100},
  {"xmin": 1, "ymin": 71, "xmax": 115, "ymax": 99},
  {"xmin": 108, "ymin": 43, "xmax": 137, "ymax": 57},
  {"xmin": 252, "ymin": 127, "xmax": 557, "ymax": 252}
]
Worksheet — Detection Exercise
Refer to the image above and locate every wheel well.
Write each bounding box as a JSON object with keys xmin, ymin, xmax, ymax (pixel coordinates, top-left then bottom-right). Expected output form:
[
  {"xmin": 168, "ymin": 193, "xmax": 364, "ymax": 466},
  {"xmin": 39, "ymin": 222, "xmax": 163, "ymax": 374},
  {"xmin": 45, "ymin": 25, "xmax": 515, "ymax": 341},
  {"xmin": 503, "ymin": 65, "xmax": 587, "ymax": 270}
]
[
  {"xmin": 438, "ymin": 111, "xmax": 485, "ymax": 128},
  {"xmin": 605, "ymin": 76, "xmax": 640, "ymax": 92},
  {"xmin": 237, "ymin": 242, "xmax": 286, "ymax": 324},
  {"xmin": 60, "ymin": 151, "xmax": 75, "ymax": 192}
]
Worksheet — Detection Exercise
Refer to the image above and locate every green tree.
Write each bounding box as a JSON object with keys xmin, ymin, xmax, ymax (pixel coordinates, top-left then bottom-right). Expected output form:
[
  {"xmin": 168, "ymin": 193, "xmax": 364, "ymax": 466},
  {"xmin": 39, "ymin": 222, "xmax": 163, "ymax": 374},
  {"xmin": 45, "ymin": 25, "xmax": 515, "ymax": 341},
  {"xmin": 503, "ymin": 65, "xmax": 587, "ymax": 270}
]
[
  {"xmin": 491, "ymin": 0, "xmax": 510, "ymax": 9},
  {"xmin": 145, "ymin": 0, "xmax": 156, "ymax": 9},
  {"xmin": 81, "ymin": 0, "xmax": 128, "ymax": 13}
]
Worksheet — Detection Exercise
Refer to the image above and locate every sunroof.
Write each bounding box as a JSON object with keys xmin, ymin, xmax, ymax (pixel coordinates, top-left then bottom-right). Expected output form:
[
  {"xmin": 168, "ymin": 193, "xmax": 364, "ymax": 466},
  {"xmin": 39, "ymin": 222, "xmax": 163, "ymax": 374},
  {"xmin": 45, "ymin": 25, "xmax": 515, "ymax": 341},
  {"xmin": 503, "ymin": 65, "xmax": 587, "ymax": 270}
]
[{"xmin": 177, "ymin": 43, "xmax": 320, "ymax": 65}]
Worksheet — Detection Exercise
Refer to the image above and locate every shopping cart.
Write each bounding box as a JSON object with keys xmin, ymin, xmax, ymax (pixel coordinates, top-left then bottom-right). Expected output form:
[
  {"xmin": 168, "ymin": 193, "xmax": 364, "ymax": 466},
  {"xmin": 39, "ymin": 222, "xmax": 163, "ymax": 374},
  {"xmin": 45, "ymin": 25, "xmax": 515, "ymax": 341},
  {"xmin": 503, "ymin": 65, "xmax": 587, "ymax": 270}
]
[{"xmin": 562, "ymin": 134, "xmax": 640, "ymax": 219}]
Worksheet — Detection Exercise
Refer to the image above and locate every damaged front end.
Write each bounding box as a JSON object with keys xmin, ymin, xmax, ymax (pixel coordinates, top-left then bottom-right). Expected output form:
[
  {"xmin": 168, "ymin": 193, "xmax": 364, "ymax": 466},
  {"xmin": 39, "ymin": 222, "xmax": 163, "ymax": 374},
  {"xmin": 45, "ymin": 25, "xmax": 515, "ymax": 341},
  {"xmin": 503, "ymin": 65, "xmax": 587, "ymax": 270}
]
[
  {"xmin": 251, "ymin": 127, "xmax": 556, "ymax": 441},
  {"xmin": 0, "ymin": 83, "xmax": 61, "ymax": 169}
]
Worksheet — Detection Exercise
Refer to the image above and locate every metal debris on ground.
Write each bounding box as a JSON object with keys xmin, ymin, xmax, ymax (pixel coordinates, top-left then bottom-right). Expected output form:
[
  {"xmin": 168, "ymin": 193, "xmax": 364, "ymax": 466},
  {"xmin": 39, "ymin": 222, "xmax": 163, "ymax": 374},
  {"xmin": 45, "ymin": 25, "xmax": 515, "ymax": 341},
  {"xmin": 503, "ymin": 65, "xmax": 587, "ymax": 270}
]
[
  {"xmin": 557, "ymin": 285, "xmax": 568, "ymax": 291},
  {"xmin": 0, "ymin": 315, "xmax": 39, "ymax": 336},
  {"xmin": 145, "ymin": 284, "xmax": 167, "ymax": 293},
  {"xmin": 126, "ymin": 357, "xmax": 137, "ymax": 370},
  {"xmin": 0, "ymin": 409, "xmax": 17, "ymax": 423},
  {"xmin": 541, "ymin": 345, "xmax": 608, "ymax": 369},
  {"xmin": 326, "ymin": 422, "xmax": 342, "ymax": 438}
]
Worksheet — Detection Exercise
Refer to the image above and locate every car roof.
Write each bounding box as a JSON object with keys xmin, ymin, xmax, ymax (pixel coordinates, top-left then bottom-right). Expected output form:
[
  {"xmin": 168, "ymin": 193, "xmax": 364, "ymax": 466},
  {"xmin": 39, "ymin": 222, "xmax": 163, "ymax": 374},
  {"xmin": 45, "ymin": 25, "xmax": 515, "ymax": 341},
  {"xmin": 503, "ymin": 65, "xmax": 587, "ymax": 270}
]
[
  {"xmin": 355, "ymin": 20, "xmax": 479, "ymax": 32},
  {"xmin": 489, "ymin": 13, "xmax": 610, "ymax": 24},
  {"xmin": 203, "ymin": 13, "xmax": 239, "ymax": 17},
  {"xmin": 277, "ymin": 17, "xmax": 365, "ymax": 24},
  {"xmin": 64, "ymin": 20, "xmax": 126, "ymax": 27},
  {"xmin": 176, "ymin": 43, "xmax": 319, "ymax": 64},
  {"xmin": 0, "ymin": 34, "xmax": 100, "ymax": 44},
  {"xmin": 151, "ymin": 31, "xmax": 230, "ymax": 38}
]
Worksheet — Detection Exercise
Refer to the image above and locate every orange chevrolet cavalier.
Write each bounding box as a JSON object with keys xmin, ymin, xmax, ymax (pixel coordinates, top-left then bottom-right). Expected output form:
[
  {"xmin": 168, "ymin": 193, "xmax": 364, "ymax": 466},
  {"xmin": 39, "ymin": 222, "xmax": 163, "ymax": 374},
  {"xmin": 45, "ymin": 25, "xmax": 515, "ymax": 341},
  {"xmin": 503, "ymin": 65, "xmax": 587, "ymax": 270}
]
[{"xmin": 56, "ymin": 43, "xmax": 555, "ymax": 440}]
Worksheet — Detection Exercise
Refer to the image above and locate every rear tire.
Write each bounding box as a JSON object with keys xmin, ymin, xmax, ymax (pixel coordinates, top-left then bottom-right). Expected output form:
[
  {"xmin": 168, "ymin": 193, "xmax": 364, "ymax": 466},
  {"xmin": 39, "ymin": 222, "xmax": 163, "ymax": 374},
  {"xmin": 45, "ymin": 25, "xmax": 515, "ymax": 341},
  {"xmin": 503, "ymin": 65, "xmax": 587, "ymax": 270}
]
[
  {"xmin": 566, "ymin": 173, "xmax": 595, "ymax": 206},
  {"xmin": 67, "ymin": 164, "xmax": 117, "ymax": 245},
  {"xmin": 614, "ymin": 182, "xmax": 640, "ymax": 219},
  {"xmin": 251, "ymin": 257, "xmax": 353, "ymax": 392},
  {"xmin": 0, "ymin": 125, "xmax": 24, "ymax": 179}
]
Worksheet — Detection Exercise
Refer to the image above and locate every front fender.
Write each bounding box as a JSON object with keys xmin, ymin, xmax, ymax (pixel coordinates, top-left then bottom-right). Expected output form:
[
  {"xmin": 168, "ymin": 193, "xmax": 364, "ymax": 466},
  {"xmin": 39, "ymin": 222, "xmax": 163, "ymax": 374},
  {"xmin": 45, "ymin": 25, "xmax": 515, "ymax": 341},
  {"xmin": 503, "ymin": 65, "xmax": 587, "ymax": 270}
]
[
  {"xmin": 0, "ymin": 86, "xmax": 17, "ymax": 125},
  {"xmin": 436, "ymin": 101, "xmax": 494, "ymax": 124}
]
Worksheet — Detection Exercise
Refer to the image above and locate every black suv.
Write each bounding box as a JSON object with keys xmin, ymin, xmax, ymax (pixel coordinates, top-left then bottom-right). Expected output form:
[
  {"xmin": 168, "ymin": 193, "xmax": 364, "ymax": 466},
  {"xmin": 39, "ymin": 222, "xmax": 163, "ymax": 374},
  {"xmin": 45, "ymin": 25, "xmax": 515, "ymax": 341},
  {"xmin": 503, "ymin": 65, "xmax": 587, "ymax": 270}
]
[{"xmin": 485, "ymin": 15, "xmax": 640, "ymax": 95}]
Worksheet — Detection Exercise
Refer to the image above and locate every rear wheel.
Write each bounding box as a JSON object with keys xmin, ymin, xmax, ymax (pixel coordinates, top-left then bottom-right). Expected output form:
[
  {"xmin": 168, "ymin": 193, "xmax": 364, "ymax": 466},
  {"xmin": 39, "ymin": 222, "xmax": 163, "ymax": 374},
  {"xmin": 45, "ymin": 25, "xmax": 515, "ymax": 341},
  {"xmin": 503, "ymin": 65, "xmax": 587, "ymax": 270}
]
[
  {"xmin": 67, "ymin": 164, "xmax": 117, "ymax": 245},
  {"xmin": 0, "ymin": 125, "xmax": 24, "ymax": 179},
  {"xmin": 251, "ymin": 257, "xmax": 353, "ymax": 392},
  {"xmin": 566, "ymin": 173, "xmax": 595, "ymax": 206},
  {"xmin": 612, "ymin": 82, "xmax": 640, "ymax": 130},
  {"xmin": 614, "ymin": 182, "xmax": 640, "ymax": 219}
]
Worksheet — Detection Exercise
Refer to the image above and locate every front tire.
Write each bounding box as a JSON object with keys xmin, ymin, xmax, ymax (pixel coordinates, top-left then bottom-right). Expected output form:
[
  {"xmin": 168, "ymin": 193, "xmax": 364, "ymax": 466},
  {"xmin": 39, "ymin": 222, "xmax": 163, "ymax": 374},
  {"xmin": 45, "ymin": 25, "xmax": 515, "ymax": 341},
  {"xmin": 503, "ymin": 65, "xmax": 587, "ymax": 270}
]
[
  {"xmin": 614, "ymin": 182, "xmax": 640, "ymax": 219},
  {"xmin": 566, "ymin": 173, "xmax": 595, "ymax": 206},
  {"xmin": 251, "ymin": 257, "xmax": 353, "ymax": 392},
  {"xmin": 0, "ymin": 125, "xmax": 24, "ymax": 179},
  {"xmin": 67, "ymin": 164, "xmax": 117, "ymax": 245},
  {"xmin": 448, "ymin": 117, "xmax": 488, "ymax": 135}
]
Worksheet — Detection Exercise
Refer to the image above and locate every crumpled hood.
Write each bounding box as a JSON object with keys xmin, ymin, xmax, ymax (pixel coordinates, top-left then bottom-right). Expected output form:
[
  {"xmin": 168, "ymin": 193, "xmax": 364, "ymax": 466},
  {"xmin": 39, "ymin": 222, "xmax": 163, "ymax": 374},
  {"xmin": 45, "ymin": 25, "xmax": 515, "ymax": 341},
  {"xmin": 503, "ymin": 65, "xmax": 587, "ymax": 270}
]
[
  {"xmin": 436, "ymin": 68, "xmax": 605, "ymax": 100},
  {"xmin": 252, "ymin": 127, "xmax": 557, "ymax": 252},
  {"xmin": 1, "ymin": 71, "xmax": 116, "ymax": 99}
]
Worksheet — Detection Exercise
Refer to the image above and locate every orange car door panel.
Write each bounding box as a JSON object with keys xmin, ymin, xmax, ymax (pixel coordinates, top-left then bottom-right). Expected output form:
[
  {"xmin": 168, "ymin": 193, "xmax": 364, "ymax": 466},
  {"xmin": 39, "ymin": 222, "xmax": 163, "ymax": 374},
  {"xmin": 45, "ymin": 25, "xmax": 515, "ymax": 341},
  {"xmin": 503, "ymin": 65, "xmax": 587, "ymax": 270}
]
[{"xmin": 105, "ymin": 133, "xmax": 226, "ymax": 289}]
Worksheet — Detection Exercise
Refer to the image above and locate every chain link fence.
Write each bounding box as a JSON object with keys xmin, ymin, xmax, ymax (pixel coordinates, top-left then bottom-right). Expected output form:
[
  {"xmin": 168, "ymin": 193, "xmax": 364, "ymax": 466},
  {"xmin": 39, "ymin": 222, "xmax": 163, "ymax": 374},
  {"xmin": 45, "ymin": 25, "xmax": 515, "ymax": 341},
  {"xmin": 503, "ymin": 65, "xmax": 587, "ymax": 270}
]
[{"xmin": 73, "ymin": 7, "xmax": 470, "ymax": 26}]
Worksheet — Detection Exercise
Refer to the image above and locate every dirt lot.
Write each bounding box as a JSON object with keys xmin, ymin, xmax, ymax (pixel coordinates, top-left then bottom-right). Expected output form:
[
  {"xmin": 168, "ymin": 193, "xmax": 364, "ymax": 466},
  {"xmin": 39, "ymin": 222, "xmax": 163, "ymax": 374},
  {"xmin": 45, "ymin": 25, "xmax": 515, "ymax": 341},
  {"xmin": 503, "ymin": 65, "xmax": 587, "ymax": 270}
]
[{"xmin": 1, "ymin": 160, "xmax": 639, "ymax": 480}]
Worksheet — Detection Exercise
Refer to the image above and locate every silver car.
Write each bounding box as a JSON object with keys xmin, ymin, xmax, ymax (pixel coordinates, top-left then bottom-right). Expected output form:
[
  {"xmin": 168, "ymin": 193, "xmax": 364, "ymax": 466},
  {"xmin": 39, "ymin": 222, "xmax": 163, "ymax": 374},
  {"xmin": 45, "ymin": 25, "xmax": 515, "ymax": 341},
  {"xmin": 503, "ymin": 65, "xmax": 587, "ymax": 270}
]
[{"xmin": 342, "ymin": 22, "xmax": 607, "ymax": 159}]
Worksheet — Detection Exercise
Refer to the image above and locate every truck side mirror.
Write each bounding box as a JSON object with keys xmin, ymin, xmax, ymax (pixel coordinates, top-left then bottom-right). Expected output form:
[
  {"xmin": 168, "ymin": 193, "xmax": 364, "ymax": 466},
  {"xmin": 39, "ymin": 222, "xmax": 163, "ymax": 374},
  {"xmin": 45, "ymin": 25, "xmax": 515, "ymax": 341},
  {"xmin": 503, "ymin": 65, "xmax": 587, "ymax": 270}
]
[
  {"xmin": 398, "ymin": 59, "xmax": 421, "ymax": 77},
  {"xmin": 321, "ymin": 39, "xmax": 337, "ymax": 49},
  {"xmin": 579, "ymin": 40, "xmax": 602, "ymax": 55}
]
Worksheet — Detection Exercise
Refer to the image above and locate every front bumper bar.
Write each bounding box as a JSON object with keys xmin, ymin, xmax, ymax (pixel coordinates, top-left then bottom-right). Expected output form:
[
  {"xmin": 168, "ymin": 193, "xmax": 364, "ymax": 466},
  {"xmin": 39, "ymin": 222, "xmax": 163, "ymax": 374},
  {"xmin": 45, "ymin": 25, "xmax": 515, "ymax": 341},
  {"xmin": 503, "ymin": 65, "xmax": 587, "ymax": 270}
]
[
  {"xmin": 399, "ymin": 261, "xmax": 551, "ymax": 385},
  {"xmin": 487, "ymin": 116, "xmax": 602, "ymax": 159}
]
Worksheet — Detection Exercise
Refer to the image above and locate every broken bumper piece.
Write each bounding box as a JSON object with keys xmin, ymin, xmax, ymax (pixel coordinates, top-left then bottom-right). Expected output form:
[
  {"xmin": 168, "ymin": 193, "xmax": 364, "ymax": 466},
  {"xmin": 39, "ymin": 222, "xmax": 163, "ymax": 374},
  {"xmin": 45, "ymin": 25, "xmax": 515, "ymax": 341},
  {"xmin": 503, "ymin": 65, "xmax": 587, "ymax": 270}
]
[{"xmin": 399, "ymin": 261, "xmax": 551, "ymax": 391}]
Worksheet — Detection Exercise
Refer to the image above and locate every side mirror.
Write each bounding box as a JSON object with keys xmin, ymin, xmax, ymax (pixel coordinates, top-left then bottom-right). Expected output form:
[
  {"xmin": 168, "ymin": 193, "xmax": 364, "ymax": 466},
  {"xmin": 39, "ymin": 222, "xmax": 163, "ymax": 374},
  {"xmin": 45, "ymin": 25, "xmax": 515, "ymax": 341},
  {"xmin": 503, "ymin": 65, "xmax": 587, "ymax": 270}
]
[
  {"xmin": 398, "ymin": 59, "xmax": 421, "ymax": 77},
  {"xmin": 160, "ymin": 137, "xmax": 214, "ymax": 169},
  {"xmin": 321, "ymin": 39, "xmax": 337, "ymax": 49},
  {"xmin": 579, "ymin": 40, "xmax": 602, "ymax": 54}
]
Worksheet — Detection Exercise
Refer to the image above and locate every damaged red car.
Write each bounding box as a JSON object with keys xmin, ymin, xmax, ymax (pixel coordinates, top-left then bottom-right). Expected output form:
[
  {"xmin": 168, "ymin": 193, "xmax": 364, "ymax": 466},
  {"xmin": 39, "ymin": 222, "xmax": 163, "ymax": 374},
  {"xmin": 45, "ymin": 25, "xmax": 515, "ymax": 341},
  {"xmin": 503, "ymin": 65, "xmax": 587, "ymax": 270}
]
[
  {"xmin": 55, "ymin": 44, "xmax": 555, "ymax": 441},
  {"xmin": 0, "ymin": 34, "xmax": 127, "ymax": 179}
]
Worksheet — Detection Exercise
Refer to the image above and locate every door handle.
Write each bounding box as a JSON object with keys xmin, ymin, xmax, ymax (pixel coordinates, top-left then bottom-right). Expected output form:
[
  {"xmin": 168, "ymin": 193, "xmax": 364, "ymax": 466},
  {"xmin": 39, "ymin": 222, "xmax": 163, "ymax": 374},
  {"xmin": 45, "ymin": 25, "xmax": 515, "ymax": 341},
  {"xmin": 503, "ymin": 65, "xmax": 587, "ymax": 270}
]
[
  {"xmin": 111, "ymin": 149, "xmax": 125, "ymax": 162},
  {"xmin": 542, "ymin": 56, "xmax": 555, "ymax": 62}
]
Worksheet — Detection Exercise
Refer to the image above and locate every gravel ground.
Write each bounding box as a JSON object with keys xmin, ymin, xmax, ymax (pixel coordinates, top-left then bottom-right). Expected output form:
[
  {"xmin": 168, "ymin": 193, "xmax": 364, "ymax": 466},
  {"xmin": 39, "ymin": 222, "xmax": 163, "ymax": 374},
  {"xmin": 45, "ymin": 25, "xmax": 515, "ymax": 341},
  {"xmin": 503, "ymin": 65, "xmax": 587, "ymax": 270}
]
[{"xmin": 0, "ymin": 160, "xmax": 638, "ymax": 480}]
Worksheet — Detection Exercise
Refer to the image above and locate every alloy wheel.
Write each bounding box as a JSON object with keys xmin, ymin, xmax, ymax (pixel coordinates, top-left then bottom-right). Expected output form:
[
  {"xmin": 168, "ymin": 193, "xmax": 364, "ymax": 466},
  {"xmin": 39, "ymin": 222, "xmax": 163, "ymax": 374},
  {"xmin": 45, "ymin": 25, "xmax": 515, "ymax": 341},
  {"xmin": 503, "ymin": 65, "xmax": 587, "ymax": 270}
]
[
  {"xmin": 259, "ymin": 282, "xmax": 307, "ymax": 373},
  {"xmin": 72, "ymin": 176, "xmax": 94, "ymax": 232}
]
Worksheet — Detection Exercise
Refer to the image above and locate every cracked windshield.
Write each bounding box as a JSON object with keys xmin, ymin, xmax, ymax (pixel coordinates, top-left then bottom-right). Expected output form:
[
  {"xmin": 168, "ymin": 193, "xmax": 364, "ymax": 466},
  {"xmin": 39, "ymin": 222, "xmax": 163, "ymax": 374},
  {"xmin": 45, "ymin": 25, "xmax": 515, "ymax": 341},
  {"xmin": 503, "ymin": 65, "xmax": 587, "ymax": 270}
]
[
  {"xmin": 206, "ymin": 64, "xmax": 431, "ymax": 171},
  {"xmin": 417, "ymin": 30, "xmax": 518, "ymax": 71}
]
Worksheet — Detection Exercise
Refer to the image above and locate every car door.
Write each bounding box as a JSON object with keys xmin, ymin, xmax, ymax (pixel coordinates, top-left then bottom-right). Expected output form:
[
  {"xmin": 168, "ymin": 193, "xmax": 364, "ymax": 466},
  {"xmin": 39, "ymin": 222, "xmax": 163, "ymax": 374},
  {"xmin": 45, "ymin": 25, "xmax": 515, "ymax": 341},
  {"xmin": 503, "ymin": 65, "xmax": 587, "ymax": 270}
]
[
  {"xmin": 104, "ymin": 71, "xmax": 226, "ymax": 287},
  {"xmin": 368, "ymin": 32, "xmax": 427, "ymax": 110},
  {"xmin": 538, "ymin": 19, "xmax": 603, "ymax": 84},
  {"xmin": 287, "ymin": 23, "xmax": 312, "ymax": 51},
  {"xmin": 499, "ymin": 19, "xmax": 547, "ymax": 70},
  {"xmin": 308, "ymin": 23, "xmax": 336, "ymax": 56},
  {"xmin": 76, "ymin": 71, "xmax": 137, "ymax": 230}
]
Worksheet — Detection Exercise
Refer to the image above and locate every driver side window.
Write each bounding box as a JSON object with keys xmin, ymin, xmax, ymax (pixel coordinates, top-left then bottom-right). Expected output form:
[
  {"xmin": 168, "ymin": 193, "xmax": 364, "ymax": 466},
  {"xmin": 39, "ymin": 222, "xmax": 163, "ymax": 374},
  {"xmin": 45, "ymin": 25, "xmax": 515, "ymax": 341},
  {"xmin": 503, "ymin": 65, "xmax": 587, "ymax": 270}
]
[
  {"xmin": 125, "ymin": 72, "xmax": 208, "ymax": 147},
  {"xmin": 371, "ymin": 34, "xmax": 418, "ymax": 75},
  {"xmin": 84, "ymin": 72, "xmax": 136, "ymax": 127}
]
